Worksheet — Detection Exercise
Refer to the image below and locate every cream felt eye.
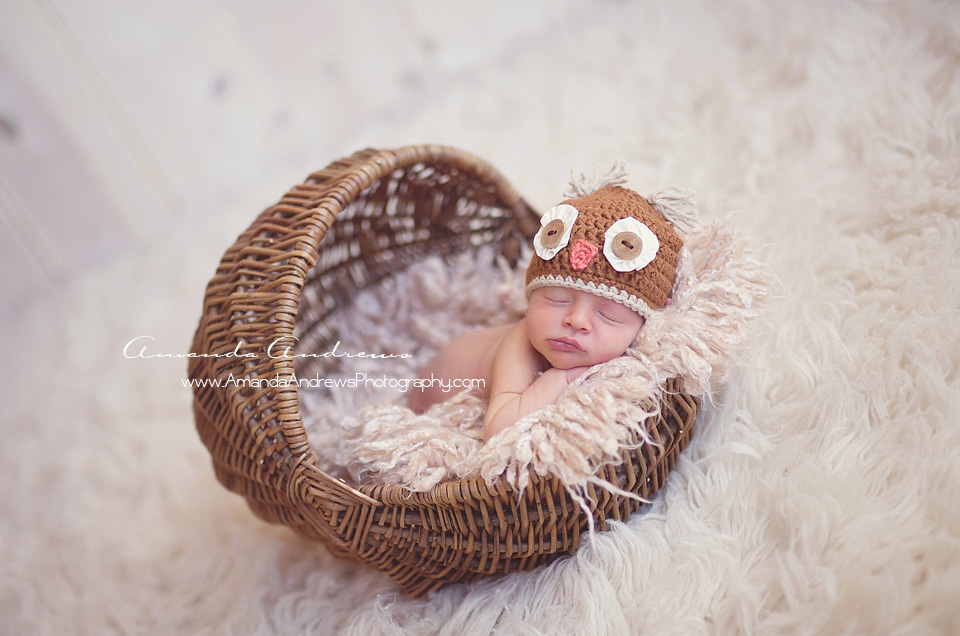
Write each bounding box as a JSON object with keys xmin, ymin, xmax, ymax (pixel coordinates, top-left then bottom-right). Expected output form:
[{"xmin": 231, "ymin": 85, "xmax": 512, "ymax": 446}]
[
  {"xmin": 603, "ymin": 217, "xmax": 659, "ymax": 271},
  {"xmin": 533, "ymin": 204, "xmax": 578, "ymax": 260}
]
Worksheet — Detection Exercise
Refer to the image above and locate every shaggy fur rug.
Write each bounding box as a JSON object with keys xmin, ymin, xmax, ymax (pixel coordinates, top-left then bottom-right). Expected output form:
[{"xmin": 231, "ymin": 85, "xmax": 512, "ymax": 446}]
[{"xmin": 2, "ymin": 1, "xmax": 959, "ymax": 634}]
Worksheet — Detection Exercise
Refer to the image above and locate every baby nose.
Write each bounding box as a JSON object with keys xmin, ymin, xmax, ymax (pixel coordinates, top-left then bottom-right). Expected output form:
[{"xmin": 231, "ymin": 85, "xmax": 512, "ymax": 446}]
[{"xmin": 563, "ymin": 304, "xmax": 592, "ymax": 331}]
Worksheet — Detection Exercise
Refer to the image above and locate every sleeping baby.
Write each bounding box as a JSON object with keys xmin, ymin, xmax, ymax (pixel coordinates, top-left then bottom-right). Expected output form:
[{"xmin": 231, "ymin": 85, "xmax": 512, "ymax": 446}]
[{"xmin": 409, "ymin": 178, "xmax": 688, "ymax": 440}]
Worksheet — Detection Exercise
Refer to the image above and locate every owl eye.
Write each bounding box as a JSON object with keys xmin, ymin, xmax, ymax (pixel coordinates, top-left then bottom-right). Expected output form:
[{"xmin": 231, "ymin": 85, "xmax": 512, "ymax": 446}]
[
  {"xmin": 603, "ymin": 217, "xmax": 659, "ymax": 272},
  {"xmin": 533, "ymin": 204, "xmax": 578, "ymax": 260}
]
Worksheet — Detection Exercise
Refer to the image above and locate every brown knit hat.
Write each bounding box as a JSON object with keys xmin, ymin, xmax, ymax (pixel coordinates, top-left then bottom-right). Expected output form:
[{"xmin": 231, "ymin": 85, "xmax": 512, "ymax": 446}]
[{"xmin": 526, "ymin": 170, "xmax": 698, "ymax": 318}]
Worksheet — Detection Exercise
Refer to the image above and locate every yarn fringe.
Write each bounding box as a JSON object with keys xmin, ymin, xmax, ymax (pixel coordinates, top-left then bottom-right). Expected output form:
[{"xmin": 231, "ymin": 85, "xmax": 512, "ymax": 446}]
[
  {"xmin": 564, "ymin": 161, "xmax": 629, "ymax": 198},
  {"xmin": 300, "ymin": 220, "xmax": 772, "ymax": 505}
]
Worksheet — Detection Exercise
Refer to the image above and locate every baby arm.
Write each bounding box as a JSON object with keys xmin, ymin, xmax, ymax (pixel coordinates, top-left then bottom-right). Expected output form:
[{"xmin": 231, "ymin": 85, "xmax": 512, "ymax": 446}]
[{"xmin": 482, "ymin": 321, "xmax": 587, "ymax": 441}]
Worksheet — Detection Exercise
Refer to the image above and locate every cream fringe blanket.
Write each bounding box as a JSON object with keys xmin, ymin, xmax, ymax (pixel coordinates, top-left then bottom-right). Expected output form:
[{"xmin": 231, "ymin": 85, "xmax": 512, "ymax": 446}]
[{"xmin": 301, "ymin": 220, "xmax": 772, "ymax": 498}]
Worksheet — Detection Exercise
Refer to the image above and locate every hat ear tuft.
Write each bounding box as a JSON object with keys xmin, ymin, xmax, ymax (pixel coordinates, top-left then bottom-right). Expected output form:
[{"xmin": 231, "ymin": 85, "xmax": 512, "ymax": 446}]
[
  {"xmin": 647, "ymin": 187, "xmax": 700, "ymax": 233},
  {"xmin": 564, "ymin": 161, "xmax": 629, "ymax": 198}
]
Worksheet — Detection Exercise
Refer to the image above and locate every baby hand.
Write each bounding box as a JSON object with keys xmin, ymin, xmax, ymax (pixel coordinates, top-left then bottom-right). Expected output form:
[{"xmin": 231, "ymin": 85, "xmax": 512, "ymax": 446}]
[
  {"xmin": 543, "ymin": 366, "xmax": 589, "ymax": 386},
  {"xmin": 563, "ymin": 366, "xmax": 590, "ymax": 384}
]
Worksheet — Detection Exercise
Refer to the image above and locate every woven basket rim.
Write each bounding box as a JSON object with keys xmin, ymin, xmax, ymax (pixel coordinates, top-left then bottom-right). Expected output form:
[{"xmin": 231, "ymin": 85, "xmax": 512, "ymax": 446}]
[{"xmin": 191, "ymin": 144, "xmax": 540, "ymax": 495}]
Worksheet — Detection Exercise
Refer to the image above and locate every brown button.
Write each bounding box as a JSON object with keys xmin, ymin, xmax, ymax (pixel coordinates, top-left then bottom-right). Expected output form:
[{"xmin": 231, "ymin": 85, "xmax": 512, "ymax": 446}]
[
  {"xmin": 540, "ymin": 218, "xmax": 566, "ymax": 249},
  {"xmin": 611, "ymin": 231, "xmax": 642, "ymax": 259}
]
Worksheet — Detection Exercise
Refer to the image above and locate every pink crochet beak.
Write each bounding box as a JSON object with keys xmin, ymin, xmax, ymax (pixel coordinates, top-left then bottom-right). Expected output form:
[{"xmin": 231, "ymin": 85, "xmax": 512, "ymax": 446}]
[{"xmin": 569, "ymin": 239, "xmax": 599, "ymax": 271}]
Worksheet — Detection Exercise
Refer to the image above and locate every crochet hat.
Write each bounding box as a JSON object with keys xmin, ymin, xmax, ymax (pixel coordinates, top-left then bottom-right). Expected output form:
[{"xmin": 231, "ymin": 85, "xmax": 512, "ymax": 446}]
[{"xmin": 525, "ymin": 164, "xmax": 699, "ymax": 318}]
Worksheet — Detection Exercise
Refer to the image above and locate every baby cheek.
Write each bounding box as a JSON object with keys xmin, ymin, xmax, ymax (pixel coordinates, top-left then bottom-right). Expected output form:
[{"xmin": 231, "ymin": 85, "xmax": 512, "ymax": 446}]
[{"xmin": 614, "ymin": 321, "xmax": 644, "ymax": 351}]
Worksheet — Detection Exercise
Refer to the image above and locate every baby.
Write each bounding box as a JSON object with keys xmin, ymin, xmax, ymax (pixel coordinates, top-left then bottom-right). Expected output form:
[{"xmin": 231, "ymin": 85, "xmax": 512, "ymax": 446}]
[{"xmin": 409, "ymin": 179, "xmax": 686, "ymax": 441}]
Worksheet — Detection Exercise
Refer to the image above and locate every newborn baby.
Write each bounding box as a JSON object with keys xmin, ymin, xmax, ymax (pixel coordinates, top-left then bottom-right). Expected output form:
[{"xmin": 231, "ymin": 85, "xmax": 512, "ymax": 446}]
[{"xmin": 409, "ymin": 178, "xmax": 686, "ymax": 441}]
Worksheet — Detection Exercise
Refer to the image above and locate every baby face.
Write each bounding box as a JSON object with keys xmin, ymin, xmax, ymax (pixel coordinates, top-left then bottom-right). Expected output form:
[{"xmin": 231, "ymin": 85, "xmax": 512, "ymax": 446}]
[{"xmin": 525, "ymin": 287, "xmax": 645, "ymax": 369}]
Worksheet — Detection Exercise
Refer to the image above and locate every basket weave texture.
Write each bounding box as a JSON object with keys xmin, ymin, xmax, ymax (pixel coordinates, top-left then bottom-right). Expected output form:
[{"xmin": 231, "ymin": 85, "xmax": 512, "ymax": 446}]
[{"xmin": 188, "ymin": 145, "xmax": 698, "ymax": 597}]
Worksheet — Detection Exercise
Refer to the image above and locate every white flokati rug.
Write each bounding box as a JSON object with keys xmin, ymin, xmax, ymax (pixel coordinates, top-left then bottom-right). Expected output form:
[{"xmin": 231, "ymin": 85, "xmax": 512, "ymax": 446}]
[{"xmin": 2, "ymin": 1, "xmax": 960, "ymax": 634}]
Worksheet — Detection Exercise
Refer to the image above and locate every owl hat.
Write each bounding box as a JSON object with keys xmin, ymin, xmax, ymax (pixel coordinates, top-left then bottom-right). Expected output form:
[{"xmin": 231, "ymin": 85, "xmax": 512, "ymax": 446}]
[{"xmin": 525, "ymin": 164, "xmax": 699, "ymax": 319}]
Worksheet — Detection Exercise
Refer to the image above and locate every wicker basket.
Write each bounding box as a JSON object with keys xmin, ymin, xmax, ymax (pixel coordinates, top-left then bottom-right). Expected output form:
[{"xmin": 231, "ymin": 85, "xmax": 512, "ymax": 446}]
[{"xmin": 188, "ymin": 145, "xmax": 698, "ymax": 597}]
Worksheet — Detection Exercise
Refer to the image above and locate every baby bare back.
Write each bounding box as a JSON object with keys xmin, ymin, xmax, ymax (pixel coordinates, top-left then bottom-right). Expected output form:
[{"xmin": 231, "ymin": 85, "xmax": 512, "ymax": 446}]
[{"xmin": 409, "ymin": 323, "xmax": 514, "ymax": 413}]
